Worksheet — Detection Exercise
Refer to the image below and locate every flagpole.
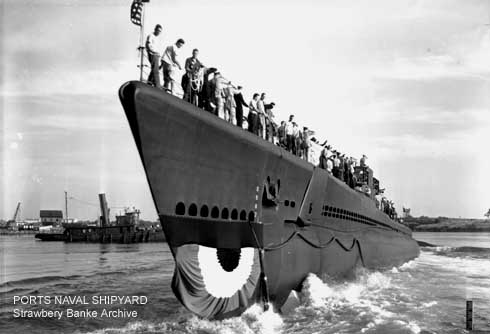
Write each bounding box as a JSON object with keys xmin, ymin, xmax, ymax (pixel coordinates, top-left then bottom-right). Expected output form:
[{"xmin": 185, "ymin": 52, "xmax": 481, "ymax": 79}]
[
  {"xmin": 131, "ymin": 0, "xmax": 150, "ymax": 82},
  {"xmin": 139, "ymin": 2, "xmax": 147, "ymax": 82}
]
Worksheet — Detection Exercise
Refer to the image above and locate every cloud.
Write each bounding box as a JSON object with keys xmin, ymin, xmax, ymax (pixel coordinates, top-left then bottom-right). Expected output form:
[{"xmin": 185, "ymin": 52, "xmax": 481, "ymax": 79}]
[
  {"xmin": 2, "ymin": 0, "xmax": 490, "ymax": 219},
  {"xmin": 1, "ymin": 1, "xmax": 139, "ymax": 96},
  {"xmin": 2, "ymin": 62, "xmax": 137, "ymax": 97},
  {"xmin": 4, "ymin": 94, "xmax": 126, "ymax": 133},
  {"xmin": 386, "ymin": 55, "xmax": 468, "ymax": 80},
  {"xmin": 377, "ymin": 25, "xmax": 490, "ymax": 82}
]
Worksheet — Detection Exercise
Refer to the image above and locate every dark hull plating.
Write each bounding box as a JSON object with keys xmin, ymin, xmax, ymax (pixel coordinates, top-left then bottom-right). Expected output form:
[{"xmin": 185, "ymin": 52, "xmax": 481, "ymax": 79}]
[{"xmin": 119, "ymin": 81, "xmax": 420, "ymax": 319}]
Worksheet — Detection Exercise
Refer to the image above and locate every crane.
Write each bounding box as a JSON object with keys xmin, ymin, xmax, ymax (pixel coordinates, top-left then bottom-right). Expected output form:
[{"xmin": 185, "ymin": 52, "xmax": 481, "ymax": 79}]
[
  {"xmin": 7, "ymin": 202, "xmax": 21, "ymax": 228},
  {"xmin": 12, "ymin": 202, "xmax": 21, "ymax": 221}
]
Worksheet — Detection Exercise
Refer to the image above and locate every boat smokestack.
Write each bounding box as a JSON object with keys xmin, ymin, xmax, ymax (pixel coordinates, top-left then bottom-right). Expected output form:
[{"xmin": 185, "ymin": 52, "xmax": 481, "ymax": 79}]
[{"xmin": 99, "ymin": 193, "xmax": 110, "ymax": 227}]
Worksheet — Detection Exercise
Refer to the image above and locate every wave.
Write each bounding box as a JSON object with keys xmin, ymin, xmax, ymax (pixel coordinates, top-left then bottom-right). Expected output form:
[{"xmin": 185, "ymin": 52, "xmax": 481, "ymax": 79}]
[
  {"xmin": 78, "ymin": 304, "xmax": 282, "ymax": 334},
  {"xmin": 0, "ymin": 262, "xmax": 163, "ymax": 293},
  {"xmin": 453, "ymin": 246, "xmax": 490, "ymax": 253},
  {"xmin": 77, "ymin": 265, "xmax": 426, "ymax": 334},
  {"xmin": 0, "ymin": 287, "xmax": 36, "ymax": 296},
  {"xmin": 289, "ymin": 269, "xmax": 426, "ymax": 334},
  {"xmin": 422, "ymin": 245, "xmax": 490, "ymax": 259},
  {"xmin": 73, "ymin": 264, "xmax": 437, "ymax": 334},
  {"xmin": 300, "ymin": 271, "xmax": 391, "ymax": 307},
  {"xmin": 0, "ymin": 275, "xmax": 83, "ymax": 290}
]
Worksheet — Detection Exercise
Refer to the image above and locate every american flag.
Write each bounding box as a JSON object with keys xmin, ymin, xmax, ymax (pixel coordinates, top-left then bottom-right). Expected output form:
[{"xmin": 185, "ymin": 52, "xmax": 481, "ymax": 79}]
[{"xmin": 130, "ymin": 0, "xmax": 148, "ymax": 27}]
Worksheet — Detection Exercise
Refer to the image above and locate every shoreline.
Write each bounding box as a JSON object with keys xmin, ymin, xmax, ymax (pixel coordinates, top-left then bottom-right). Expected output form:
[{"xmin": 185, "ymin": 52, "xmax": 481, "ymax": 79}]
[{"xmin": 405, "ymin": 217, "xmax": 490, "ymax": 233}]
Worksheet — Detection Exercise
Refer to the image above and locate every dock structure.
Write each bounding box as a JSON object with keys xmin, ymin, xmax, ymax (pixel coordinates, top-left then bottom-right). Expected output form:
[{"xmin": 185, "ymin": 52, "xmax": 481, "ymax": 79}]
[{"xmin": 64, "ymin": 224, "xmax": 165, "ymax": 243}]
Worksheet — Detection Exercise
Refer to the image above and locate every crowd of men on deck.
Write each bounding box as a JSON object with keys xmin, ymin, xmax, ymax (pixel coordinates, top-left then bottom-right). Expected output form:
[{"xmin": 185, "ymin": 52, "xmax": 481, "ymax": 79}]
[
  {"xmin": 145, "ymin": 25, "xmax": 398, "ymax": 220},
  {"xmin": 145, "ymin": 26, "xmax": 311, "ymax": 156}
]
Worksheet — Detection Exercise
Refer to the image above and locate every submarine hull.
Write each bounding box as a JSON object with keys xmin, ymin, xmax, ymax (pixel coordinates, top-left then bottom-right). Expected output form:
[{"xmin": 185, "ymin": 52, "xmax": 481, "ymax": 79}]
[{"xmin": 119, "ymin": 81, "xmax": 419, "ymax": 319}]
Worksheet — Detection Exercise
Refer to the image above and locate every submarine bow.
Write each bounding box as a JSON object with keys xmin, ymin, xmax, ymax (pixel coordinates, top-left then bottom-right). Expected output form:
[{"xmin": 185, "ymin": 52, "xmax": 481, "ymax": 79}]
[{"xmin": 119, "ymin": 81, "xmax": 420, "ymax": 319}]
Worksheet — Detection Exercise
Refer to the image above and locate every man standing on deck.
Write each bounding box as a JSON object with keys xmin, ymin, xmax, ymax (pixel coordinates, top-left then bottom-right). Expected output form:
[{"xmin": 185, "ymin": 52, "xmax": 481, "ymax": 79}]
[
  {"xmin": 248, "ymin": 93, "xmax": 260, "ymax": 135},
  {"xmin": 319, "ymin": 149, "xmax": 328, "ymax": 170},
  {"xmin": 278, "ymin": 121, "xmax": 286, "ymax": 147},
  {"xmin": 233, "ymin": 86, "xmax": 248, "ymax": 128},
  {"xmin": 257, "ymin": 93, "xmax": 267, "ymax": 140},
  {"xmin": 182, "ymin": 48, "xmax": 203, "ymax": 104},
  {"xmin": 348, "ymin": 157, "xmax": 355, "ymax": 188},
  {"xmin": 302, "ymin": 127, "xmax": 311, "ymax": 162},
  {"xmin": 200, "ymin": 67, "xmax": 218, "ymax": 112},
  {"xmin": 224, "ymin": 83, "xmax": 236, "ymax": 124},
  {"xmin": 333, "ymin": 152, "xmax": 341, "ymax": 179},
  {"xmin": 292, "ymin": 122, "xmax": 300, "ymax": 156},
  {"xmin": 360, "ymin": 154, "xmax": 368, "ymax": 167},
  {"xmin": 285, "ymin": 115, "xmax": 294, "ymax": 153},
  {"xmin": 211, "ymin": 72, "xmax": 226, "ymax": 118},
  {"xmin": 145, "ymin": 24, "xmax": 164, "ymax": 88},
  {"xmin": 162, "ymin": 39, "xmax": 185, "ymax": 95},
  {"xmin": 327, "ymin": 155, "xmax": 334, "ymax": 174},
  {"xmin": 264, "ymin": 101, "xmax": 276, "ymax": 143}
]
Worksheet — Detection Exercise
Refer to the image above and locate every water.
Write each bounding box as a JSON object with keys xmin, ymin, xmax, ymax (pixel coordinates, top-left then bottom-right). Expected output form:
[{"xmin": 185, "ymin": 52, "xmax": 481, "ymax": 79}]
[{"xmin": 1, "ymin": 232, "xmax": 489, "ymax": 333}]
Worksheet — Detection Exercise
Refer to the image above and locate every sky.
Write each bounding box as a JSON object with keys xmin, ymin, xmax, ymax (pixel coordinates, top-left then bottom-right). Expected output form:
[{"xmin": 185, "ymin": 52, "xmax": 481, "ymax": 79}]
[{"xmin": 1, "ymin": 0, "xmax": 489, "ymax": 221}]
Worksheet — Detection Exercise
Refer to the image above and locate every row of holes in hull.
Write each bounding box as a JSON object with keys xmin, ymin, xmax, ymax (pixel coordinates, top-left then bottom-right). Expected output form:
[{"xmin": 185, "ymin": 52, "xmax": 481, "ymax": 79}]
[
  {"xmin": 175, "ymin": 202, "xmax": 255, "ymax": 222},
  {"xmin": 321, "ymin": 205, "xmax": 404, "ymax": 234}
]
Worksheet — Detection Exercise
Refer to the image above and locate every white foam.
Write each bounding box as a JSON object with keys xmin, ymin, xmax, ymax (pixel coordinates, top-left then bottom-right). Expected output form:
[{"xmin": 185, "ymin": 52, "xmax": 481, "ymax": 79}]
[
  {"xmin": 420, "ymin": 251, "xmax": 490, "ymax": 277},
  {"xmin": 185, "ymin": 304, "xmax": 282, "ymax": 334},
  {"xmin": 300, "ymin": 271, "xmax": 392, "ymax": 308},
  {"xmin": 422, "ymin": 301, "xmax": 437, "ymax": 308},
  {"xmin": 433, "ymin": 246, "xmax": 453, "ymax": 252},
  {"xmin": 365, "ymin": 271, "xmax": 391, "ymax": 290},
  {"xmin": 407, "ymin": 321, "xmax": 422, "ymax": 333},
  {"xmin": 300, "ymin": 273, "xmax": 335, "ymax": 307},
  {"xmin": 393, "ymin": 320, "xmax": 422, "ymax": 333},
  {"xmin": 399, "ymin": 260, "xmax": 417, "ymax": 271},
  {"xmin": 295, "ymin": 270, "xmax": 403, "ymax": 333},
  {"xmin": 81, "ymin": 320, "xmax": 168, "ymax": 334}
]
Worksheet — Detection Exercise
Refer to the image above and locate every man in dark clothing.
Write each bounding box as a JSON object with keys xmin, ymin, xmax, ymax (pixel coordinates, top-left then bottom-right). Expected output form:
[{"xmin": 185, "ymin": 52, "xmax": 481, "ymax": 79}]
[
  {"xmin": 278, "ymin": 121, "xmax": 286, "ymax": 147},
  {"xmin": 332, "ymin": 152, "xmax": 340, "ymax": 178},
  {"xmin": 200, "ymin": 68, "xmax": 217, "ymax": 112},
  {"xmin": 319, "ymin": 149, "xmax": 328, "ymax": 170},
  {"xmin": 182, "ymin": 48, "xmax": 203, "ymax": 105},
  {"xmin": 347, "ymin": 158, "xmax": 355, "ymax": 188},
  {"xmin": 264, "ymin": 102, "xmax": 275, "ymax": 142},
  {"xmin": 360, "ymin": 154, "xmax": 368, "ymax": 167},
  {"xmin": 343, "ymin": 156, "xmax": 350, "ymax": 184},
  {"xmin": 233, "ymin": 86, "xmax": 248, "ymax": 128},
  {"xmin": 338, "ymin": 155, "xmax": 345, "ymax": 182}
]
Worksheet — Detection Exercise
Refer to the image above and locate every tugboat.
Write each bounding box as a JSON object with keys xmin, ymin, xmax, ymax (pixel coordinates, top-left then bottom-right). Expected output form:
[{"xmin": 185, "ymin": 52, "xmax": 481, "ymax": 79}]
[
  {"xmin": 64, "ymin": 194, "xmax": 165, "ymax": 243},
  {"xmin": 119, "ymin": 80, "xmax": 419, "ymax": 319},
  {"xmin": 35, "ymin": 194, "xmax": 165, "ymax": 243}
]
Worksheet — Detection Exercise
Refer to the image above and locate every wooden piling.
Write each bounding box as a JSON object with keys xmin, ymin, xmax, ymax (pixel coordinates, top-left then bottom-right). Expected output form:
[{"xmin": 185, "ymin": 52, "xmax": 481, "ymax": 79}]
[{"xmin": 466, "ymin": 300, "xmax": 473, "ymax": 330}]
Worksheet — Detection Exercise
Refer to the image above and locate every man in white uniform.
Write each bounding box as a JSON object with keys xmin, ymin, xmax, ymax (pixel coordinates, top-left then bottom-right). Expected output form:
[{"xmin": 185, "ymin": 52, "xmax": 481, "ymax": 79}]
[
  {"xmin": 257, "ymin": 93, "xmax": 266, "ymax": 140},
  {"xmin": 162, "ymin": 38, "xmax": 185, "ymax": 95},
  {"xmin": 145, "ymin": 24, "xmax": 164, "ymax": 88},
  {"xmin": 285, "ymin": 115, "xmax": 294, "ymax": 153}
]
